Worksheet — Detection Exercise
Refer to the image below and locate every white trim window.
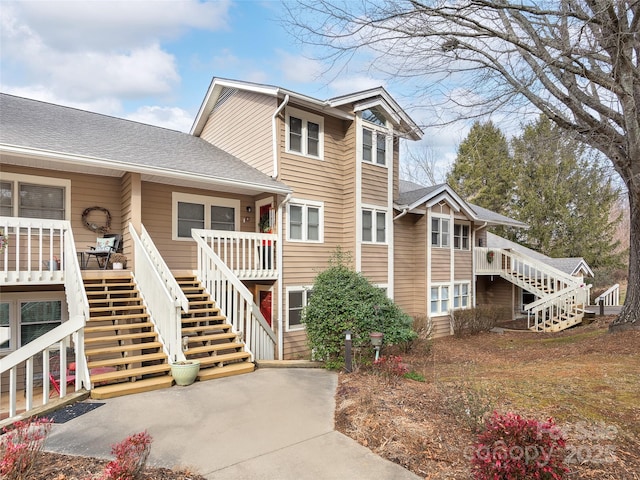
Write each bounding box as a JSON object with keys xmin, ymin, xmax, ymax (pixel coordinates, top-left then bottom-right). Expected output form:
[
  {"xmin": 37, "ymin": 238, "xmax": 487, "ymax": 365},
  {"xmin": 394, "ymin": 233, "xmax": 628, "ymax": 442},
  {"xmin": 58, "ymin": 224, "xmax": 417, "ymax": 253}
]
[
  {"xmin": 1, "ymin": 293, "xmax": 66, "ymax": 352},
  {"xmin": 431, "ymin": 216, "xmax": 450, "ymax": 247},
  {"xmin": 362, "ymin": 208, "xmax": 386, "ymax": 243},
  {"xmin": 454, "ymin": 224, "xmax": 470, "ymax": 250},
  {"xmin": 1, "ymin": 173, "xmax": 70, "ymax": 220},
  {"xmin": 172, "ymin": 192, "xmax": 240, "ymax": 240},
  {"xmin": 287, "ymin": 287, "xmax": 313, "ymax": 331},
  {"xmin": 453, "ymin": 282, "xmax": 471, "ymax": 309},
  {"xmin": 285, "ymin": 107, "xmax": 324, "ymax": 159},
  {"xmin": 430, "ymin": 285, "xmax": 450, "ymax": 315},
  {"xmin": 360, "ymin": 108, "xmax": 390, "ymax": 166},
  {"xmin": 287, "ymin": 199, "xmax": 323, "ymax": 242}
]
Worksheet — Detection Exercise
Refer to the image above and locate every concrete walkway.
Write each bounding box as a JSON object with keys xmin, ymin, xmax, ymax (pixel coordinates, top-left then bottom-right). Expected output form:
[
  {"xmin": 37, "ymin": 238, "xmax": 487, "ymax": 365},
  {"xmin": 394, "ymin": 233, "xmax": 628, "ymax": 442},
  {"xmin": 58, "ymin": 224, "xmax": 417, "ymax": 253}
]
[{"xmin": 45, "ymin": 368, "xmax": 420, "ymax": 479}]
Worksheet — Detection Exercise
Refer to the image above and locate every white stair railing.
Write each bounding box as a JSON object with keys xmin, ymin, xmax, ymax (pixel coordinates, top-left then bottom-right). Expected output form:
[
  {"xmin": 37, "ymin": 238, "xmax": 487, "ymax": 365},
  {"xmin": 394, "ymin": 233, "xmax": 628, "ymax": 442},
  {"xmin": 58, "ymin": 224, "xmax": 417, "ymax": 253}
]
[
  {"xmin": 526, "ymin": 285, "xmax": 590, "ymax": 332},
  {"xmin": 594, "ymin": 284, "xmax": 620, "ymax": 306},
  {"xmin": 129, "ymin": 224, "xmax": 189, "ymax": 363},
  {"xmin": 197, "ymin": 230, "xmax": 277, "ymax": 280},
  {"xmin": 193, "ymin": 229, "xmax": 276, "ymax": 361}
]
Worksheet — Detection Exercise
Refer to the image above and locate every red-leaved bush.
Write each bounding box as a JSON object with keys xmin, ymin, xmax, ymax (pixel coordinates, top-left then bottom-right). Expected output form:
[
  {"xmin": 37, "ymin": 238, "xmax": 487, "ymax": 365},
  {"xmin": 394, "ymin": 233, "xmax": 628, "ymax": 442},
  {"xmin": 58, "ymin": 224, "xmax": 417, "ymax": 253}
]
[
  {"xmin": 100, "ymin": 431, "xmax": 152, "ymax": 480},
  {"xmin": 470, "ymin": 411, "xmax": 569, "ymax": 480},
  {"xmin": 373, "ymin": 355, "xmax": 409, "ymax": 379},
  {"xmin": 0, "ymin": 417, "xmax": 52, "ymax": 480}
]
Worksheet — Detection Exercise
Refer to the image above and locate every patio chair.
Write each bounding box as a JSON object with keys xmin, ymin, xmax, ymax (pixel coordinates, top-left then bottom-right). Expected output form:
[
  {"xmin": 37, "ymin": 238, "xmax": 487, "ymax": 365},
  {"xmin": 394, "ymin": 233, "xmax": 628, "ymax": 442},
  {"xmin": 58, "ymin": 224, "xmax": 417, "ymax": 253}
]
[
  {"xmin": 48, "ymin": 351, "xmax": 76, "ymax": 397},
  {"xmin": 84, "ymin": 233, "xmax": 122, "ymax": 270}
]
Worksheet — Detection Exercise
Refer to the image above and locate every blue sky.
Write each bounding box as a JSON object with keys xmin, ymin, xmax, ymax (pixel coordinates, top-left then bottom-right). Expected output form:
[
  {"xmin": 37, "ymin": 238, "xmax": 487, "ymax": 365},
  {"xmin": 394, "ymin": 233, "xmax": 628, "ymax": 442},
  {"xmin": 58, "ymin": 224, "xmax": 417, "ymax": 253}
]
[{"xmin": 0, "ymin": 0, "xmax": 469, "ymax": 175}]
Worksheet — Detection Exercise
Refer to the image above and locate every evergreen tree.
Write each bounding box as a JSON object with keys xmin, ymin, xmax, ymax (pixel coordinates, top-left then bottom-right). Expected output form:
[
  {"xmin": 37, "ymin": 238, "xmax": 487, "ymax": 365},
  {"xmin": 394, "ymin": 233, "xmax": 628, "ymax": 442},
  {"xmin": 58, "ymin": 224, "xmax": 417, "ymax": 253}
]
[{"xmin": 447, "ymin": 121, "xmax": 516, "ymax": 217}]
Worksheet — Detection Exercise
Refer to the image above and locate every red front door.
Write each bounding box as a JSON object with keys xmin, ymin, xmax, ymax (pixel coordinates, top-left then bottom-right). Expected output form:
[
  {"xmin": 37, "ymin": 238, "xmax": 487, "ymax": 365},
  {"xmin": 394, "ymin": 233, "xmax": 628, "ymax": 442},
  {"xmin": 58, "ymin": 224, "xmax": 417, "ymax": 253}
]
[{"xmin": 259, "ymin": 290, "xmax": 272, "ymax": 327}]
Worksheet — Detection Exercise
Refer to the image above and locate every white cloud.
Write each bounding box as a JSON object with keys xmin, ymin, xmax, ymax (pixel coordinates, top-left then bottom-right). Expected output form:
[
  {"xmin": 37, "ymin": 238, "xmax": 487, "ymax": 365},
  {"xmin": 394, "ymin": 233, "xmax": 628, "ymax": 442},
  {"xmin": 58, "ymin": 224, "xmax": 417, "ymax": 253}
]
[
  {"xmin": 277, "ymin": 52, "xmax": 323, "ymax": 83},
  {"xmin": 126, "ymin": 105, "xmax": 194, "ymax": 132},
  {"xmin": 328, "ymin": 76, "xmax": 385, "ymax": 96}
]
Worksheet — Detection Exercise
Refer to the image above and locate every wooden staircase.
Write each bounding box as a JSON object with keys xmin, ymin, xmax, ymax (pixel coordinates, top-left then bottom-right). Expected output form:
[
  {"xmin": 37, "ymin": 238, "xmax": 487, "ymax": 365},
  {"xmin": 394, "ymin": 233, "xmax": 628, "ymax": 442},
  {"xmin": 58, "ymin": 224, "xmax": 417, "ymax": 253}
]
[
  {"xmin": 83, "ymin": 275, "xmax": 173, "ymax": 399},
  {"xmin": 176, "ymin": 275, "xmax": 255, "ymax": 381}
]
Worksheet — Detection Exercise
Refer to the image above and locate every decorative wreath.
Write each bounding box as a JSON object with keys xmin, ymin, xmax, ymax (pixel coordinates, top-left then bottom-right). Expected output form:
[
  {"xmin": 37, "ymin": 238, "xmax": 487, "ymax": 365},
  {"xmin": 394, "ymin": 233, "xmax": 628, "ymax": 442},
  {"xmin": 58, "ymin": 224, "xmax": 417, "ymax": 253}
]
[
  {"xmin": 82, "ymin": 206, "xmax": 111, "ymax": 234},
  {"xmin": 486, "ymin": 250, "xmax": 495, "ymax": 264}
]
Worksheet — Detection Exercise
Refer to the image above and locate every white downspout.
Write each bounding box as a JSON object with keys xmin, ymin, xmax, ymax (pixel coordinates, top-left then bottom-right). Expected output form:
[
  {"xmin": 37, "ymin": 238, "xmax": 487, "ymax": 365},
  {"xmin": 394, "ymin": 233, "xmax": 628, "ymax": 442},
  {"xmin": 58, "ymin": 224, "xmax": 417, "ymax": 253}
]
[
  {"xmin": 277, "ymin": 192, "xmax": 292, "ymax": 360},
  {"xmin": 272, "ymin": 94, "xmax": 290, "ymax": 179},
  {"xmin": 393, "ymin": 208, "xmax": 409, "ymax": 221}
]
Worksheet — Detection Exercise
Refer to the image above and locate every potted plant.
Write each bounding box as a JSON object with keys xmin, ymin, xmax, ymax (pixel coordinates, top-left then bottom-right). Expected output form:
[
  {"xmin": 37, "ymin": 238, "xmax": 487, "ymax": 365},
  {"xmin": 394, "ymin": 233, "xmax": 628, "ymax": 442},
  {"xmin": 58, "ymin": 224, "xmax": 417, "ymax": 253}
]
[{"xmin": 170, "ymin": 360, "xmax": 200, "ymax": 386}]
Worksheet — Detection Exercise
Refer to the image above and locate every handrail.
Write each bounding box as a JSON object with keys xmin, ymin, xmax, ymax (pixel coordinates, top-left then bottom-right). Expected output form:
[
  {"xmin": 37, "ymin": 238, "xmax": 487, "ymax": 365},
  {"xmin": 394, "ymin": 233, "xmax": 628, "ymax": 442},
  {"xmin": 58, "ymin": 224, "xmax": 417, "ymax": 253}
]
[
  {"xmin": 139, "ymin": 224, "xmax": 189, "ymax": 313},
  {"xmin": 193, "ymin": 230, "xmax": 276, "ymax": 360},
  {"xmin": 129, "ymin": 224, "xmax": 185, "ymax": 363},
  {"xmin": 594, "ymin": 283, "xmax": 620, "ymax": 306},
  {"xmin": 507, "ymin": 249, "xmax": 579, "ymax": 286}
]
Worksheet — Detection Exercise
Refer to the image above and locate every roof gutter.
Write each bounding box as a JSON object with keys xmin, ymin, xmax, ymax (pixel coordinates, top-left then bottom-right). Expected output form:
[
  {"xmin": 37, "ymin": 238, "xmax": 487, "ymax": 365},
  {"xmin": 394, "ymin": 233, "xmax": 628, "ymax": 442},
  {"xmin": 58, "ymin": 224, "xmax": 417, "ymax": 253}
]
[
  {"xmin": 393, "ymin": 207, "xmax": 409, "ymax": 221},
  {"xmin": 272, "ymin": 94, "xmax": 290, "ymax": 179},
  {"xmin": 1, "ymin": 144, "xmax": 292, "ymax": 195}
]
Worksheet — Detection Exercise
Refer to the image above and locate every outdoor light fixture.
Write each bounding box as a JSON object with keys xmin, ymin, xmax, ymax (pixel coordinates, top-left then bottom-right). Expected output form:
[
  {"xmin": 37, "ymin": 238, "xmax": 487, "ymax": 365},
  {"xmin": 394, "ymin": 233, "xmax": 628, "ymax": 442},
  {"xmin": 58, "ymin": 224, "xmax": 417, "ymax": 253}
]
[
  {"xmin": 344, "ymin": 330, "xmax": 353, "ymax": 373},
  {"xmin": 370, "ymin": 332, "xmax": 384, "ymax": 361}
]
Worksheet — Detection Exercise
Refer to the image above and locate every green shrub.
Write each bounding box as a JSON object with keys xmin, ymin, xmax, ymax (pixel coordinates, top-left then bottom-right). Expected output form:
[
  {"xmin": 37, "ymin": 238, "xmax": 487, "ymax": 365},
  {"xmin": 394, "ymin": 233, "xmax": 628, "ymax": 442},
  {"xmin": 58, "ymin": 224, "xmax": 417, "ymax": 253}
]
[{"xmin": 303, "ymin": 248, "xmax": 416, "ymax": 363}]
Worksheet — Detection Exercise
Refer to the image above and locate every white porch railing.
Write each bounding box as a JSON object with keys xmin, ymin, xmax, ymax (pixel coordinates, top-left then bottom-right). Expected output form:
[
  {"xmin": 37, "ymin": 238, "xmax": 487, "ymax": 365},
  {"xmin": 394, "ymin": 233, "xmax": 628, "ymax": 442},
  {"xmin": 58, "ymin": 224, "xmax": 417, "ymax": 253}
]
[
  {"xmin": 0, "ymin": 219, "xmax": 90, "ymax": 424},
  {"xmin": 594, "ymin": 284, "xmax": 620, "ymax": 306},
  {"xmin": 193, "ymin": 230, "xmax": 276, "ymax": 361},
  {"xmin": 197, "ymin": 230, "xmax": 278, "ymax": 280},
  {"xmin": 0, "ymin": 216, "xmax": 68, "ymax": 284},
  {"xmin": 129, "ymin": 224, "xmax": 189, "ymax": 363},
  {"xmin": 526, "ymin": 284, "xmax": 591, "ymax": 332}
]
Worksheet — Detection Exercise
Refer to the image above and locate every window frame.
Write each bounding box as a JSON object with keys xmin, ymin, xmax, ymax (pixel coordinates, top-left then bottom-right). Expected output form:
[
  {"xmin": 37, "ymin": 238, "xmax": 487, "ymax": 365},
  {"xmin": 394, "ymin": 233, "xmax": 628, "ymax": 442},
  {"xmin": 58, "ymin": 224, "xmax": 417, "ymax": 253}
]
[
  {"xmin": 361, "ymin": 207, "xmax": 387, "ymax": 244},
  {"xmin": 286, "ymin": 286, "xmax": 313, "ymax": 331},
  {"xmin": 431, "ymin": 216, "xmax": 450, "ymax": 248},
  {"xmin": 285, "ymin": 107, "xmax": 324, "ymax": 160},
  {"xmin": 1, "ymin": 172, "xmax": 71, "ymax": 220},
  {"xmin": 453, "ymin": 282, "xmax": 471, "ymax": 309},
  {"xmin": 430, "ymin": 284, "xmax": 450, "ymax": 315},
  {"xmin": 360, "ymin": 116, "xmax": 391, "ymax": 167},
  {"xmin": 286, "ymin": 199, "xmax": 324, "ymax": 243},
  {"xmin": 453, "ymin": 223, "xmax": 471, "ymax": 250},
  {"xmin": 172, "ymin": 192, "xmax": 240, "ymax": 241},
  {"xmin": 0, "ymin": 292, "xmax": 67, "ymax": 352}
]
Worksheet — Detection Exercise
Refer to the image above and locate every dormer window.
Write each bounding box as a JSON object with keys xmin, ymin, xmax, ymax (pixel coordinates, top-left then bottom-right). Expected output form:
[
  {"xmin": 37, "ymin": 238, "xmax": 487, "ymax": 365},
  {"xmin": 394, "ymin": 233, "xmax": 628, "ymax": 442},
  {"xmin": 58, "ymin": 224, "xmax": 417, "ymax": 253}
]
[{"xmin": 286, "ymin": 107, "xmax": 324, "ymax": 159}]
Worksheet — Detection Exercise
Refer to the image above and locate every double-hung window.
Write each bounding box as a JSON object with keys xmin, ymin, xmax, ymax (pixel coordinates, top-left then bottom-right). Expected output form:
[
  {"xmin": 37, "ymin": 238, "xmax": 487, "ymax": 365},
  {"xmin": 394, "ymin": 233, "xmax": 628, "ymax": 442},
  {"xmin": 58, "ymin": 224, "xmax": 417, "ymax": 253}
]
[
  {"xmin": 454, "ymin": 224, "xmax": 470, "ymax": 250},
  {"xmin": 362, "ymin": 208, "xmax": 386, "ymax": 243},
  {"xmin": 453, "ymin": 283, "xmax": 470, "ymax": 309},
  {"xmin": 1, "ymin": 173, "xmax": 70, "ymax": 220},
  {"xmin": 361, "ymin": 108, "xmax": 389, "ymax": 166},
  {"xmin": 173, "ymin": 193, "xmax": 239, "ymax": 240},
  {"xmin": 286, "ymin": 107, "xmax": 323, "ymax": 159},
  {"xmin": 287, "ymin": 199, "xmax": 323, "ymax": 242},
  {"xmin": 1, "ymin": 294, "xmax": 66, "ymax": 352},
  {"xmin": 430, "ymin": 285, "xmax": 450, "ymax": 315},
  {"xmin": 287, "ymin": 287, "xmax": 313, "ymax": 331},
  {"xmin": 431, "ymin": 217, "xmax": 450, "ymax": 247}
]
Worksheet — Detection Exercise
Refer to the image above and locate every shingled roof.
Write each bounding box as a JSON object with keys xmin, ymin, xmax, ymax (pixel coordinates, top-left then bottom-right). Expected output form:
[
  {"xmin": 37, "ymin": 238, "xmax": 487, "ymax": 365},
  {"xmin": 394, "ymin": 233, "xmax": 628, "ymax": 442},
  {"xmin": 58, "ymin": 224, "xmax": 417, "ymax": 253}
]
[{"xmin": 0, "ymin": 93, "xmax": 290, "ymax": 195}]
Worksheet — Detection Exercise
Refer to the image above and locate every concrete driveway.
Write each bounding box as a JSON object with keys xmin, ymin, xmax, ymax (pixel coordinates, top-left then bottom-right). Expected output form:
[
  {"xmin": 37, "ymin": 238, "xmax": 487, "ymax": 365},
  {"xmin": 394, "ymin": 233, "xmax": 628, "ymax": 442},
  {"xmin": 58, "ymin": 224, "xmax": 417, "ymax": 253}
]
[{"xmin": 45, "ymin": 368, "xmax": 421, "ymax": 479}]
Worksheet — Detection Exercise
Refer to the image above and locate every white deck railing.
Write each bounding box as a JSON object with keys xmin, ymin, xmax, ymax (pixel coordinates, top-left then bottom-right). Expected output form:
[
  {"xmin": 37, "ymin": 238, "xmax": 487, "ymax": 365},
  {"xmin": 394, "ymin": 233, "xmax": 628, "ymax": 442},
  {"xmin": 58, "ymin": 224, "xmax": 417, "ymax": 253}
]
[
  {"xmin": 0, "ymin": 221, "xmax": 89, "ymax": 424},
  {"xmin": 594, "ymin": 284, "xmax": 620, "ymax": 306},
  {"xmin": 526, "ymin": 284, "xmax": 591, "ymax": 332},
  {"xmin": 197, "ymin": 230, "xmax": 277, "ymax": 280},
  {"xmin": 129, "ymin": 224, "xmax": 189, "ymax": 363},
  {"xmin": 0, "ymin": 216, "xmax": 67, "ymax": 284},
  {"xmin": 193, "ymin": 230, "xmax": 276, "ymax": 361}
]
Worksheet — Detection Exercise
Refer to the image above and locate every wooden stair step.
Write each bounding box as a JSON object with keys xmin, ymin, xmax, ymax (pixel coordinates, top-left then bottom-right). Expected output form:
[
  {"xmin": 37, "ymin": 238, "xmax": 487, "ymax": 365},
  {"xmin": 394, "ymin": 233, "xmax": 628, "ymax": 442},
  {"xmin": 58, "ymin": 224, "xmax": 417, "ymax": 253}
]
[
  {"xmin": 197, "ymin": 362, "xmax": 255, "ymax": 381},
  {"xmin": 185, "ymin": 332, "xmax": 237, "ymax": 343},
  {"xmin": 91, "ymin": 363, "xmax": 171, "ymax": 383},
  {"xmin": 188, "ymin": 300, "xmax": 216, "ymax": 307},
  {"xmin": 85, "ymin": 341, "xmax": 163, "ymax": 356},
  {"xmin": 185, "ymin": 342, "xmax": 245, "ymax": 356},
  {"xmin": 181, "ymin": 323, "xmax": 231, "ymax": 334},
  {"xmin": 88, "ymin": 313, "xmax": 150, "ymax": 322},
  {"xmin": 90, "ymin": 376, "xmax": 173, "ymax": 400},
  {"xmin": 88, "ymin": 297, "xmax": 142, "ymax": 305},
  {"xmin": 85, "ymin": 322, "xmax": 155, "ymax": 333},
  {"xmin": 84, "ymin": 331, "xmax": 159, "ymax": 344},
  {"xmin": 88, "ymin": 352, "xmax": 168, "ymax": 369},
  {"xmin": 90, "ymin": 305, "xmax": 146, "ymax": 313},
  {"xmin": 189, "ymin": 351, "xmax": 251, "ymax": 368}
]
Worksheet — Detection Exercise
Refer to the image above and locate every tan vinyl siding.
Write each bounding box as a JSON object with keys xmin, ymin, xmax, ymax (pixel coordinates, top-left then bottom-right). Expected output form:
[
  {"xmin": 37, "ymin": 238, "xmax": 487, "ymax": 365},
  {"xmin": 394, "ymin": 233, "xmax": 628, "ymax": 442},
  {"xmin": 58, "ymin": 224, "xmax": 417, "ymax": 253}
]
[
  {"xmin": 454, "ymin": 250, "xmax": 473, "ymax": 280},
  {"xmin": 431, "ymin": 315, "xmax": 452, "ymax": 338},
  {"xmin": 394, "ymin": 213, "xmax": 427, "ymax": 317},
  {"xmin": 200, "ymin": 90, "xmax": 275, "ymax": 175},
  {"xmin": 341, "ymin": 120, "xmax": 357, "ymax": 251},
  {"xmin": 140, "ymin": 181, "xmax": 256, "ymax": 270},
  {"xmin": 120, "ymin": 172, "xmax": 142, "ymax": 262},
  {"xmin": 361, "ymin": 162, "xmax": 388, "ymax": 205},
  {"xmin": 431, "ymin": 248, "xmax": 451, "ymax": 282},
  {"xmin": 477, "ymin": 227, "xmax": 488, "ymax": 248},
  {"xmin": 0, "ymin": 164, "xmax": 123, "ymax": 256},
  {"xmin": 393, "ymin": 137, "xmax": 400, "ymax": 199},
  {"xmin": 476, "ymin": 276, "xmax": 515, "ymax": 318},
  {"xmin": 360, "ymin": 244, "xmax": 388, "ymax": 284},
  {"xmin": 283, "ymin": 330, "xmax": 309, "ymax": 359}
]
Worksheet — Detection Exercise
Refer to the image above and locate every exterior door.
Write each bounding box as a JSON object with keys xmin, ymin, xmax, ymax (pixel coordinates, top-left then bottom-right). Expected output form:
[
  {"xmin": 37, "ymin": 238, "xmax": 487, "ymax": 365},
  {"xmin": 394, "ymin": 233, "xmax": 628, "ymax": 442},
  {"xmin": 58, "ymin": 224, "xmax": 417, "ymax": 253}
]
[{"xmin": 259, "ymin": 289, "xmax": 272, "ymax": 327}]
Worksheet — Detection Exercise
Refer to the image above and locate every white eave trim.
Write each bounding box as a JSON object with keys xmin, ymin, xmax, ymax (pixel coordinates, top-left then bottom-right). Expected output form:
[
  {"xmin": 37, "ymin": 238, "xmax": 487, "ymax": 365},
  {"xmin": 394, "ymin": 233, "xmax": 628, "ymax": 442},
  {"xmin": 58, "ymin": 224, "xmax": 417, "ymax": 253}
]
[{"xmin": 0, "ymin": 144, "xmax": 292, "ymax": 195}]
